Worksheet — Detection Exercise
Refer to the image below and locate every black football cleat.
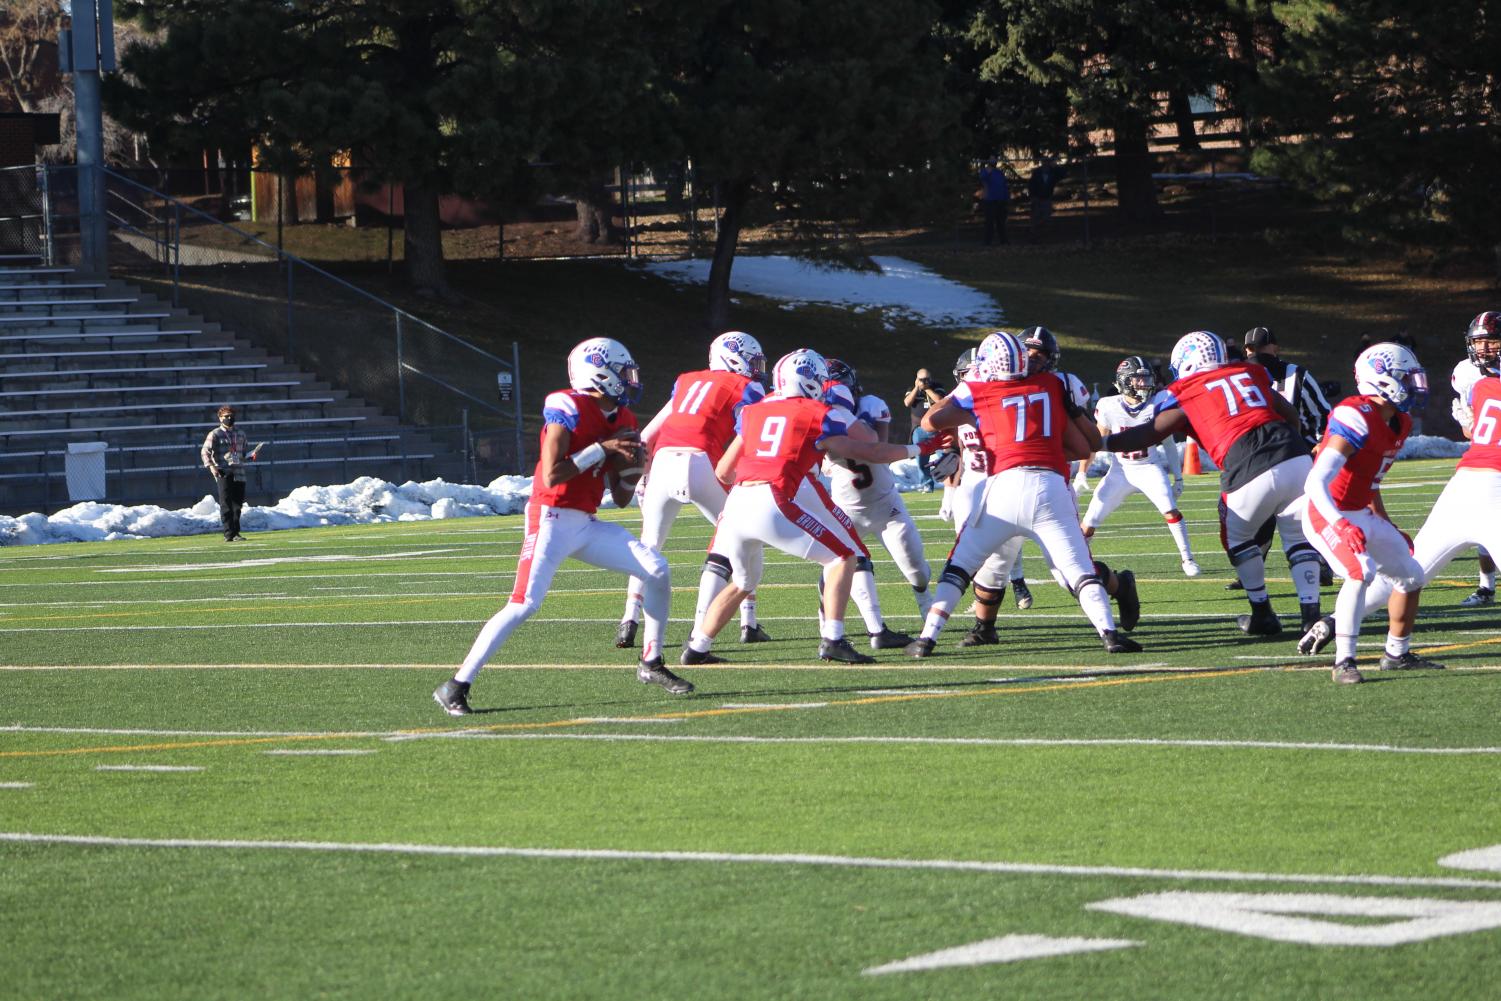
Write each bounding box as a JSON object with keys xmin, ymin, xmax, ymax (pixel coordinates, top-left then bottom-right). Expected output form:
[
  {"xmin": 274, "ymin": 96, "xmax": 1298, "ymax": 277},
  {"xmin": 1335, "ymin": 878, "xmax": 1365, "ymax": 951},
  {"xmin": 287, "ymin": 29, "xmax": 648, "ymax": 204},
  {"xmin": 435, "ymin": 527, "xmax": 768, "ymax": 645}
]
[
  {"xmin": 740, "ymin": 623, "xmax": 773, "ymax": 644},
  {"xmin": 1460, "ymin": 586, "xmax": 1495, "ymax": 608},
  {"xmin": 1237, "ymin": 600, "xmax": 1283, "ymax": 636},
  {"xmin": 868, "ymin": 625, "xmax": 914, "ymax": 650},
  {"xmin": 1300, "ymin": 604, "xmax": 1325, "ymax": 633},
  {"xmin": 1297, "ymin": 614, "xmax": 1335, "ymax": 656},
  {"xmin": 1114, "ymin": 569, "xmax": 1140, "ymax": 632},
  {"xmin": 958, "ymin": 620, "xmax": 999, "ymax": 647},
  {"xmin": 1012, "ymin": 578, "xmax": 1034, "ymax": 609},
  {"xmin": 819, "ymin": 637, "xmax": 875, "ymax": 664},
  {"xmin": 1101, "ymin": 630, "xmax": 1142, "ymax": 654},
  {"xmin": 614, "ymin": 620, "xmax": 638, "ymax": 649},
  {"xmin": 904, "ymin": 637, "xmax": 936, "ymax": 659},
  {"xmin": 1378, "ymin": 651, "xmax": 1446, "ymax": 671},
  {"xmin": 432, "ymin": 679, "xmax": 472, "ymax": 717},
  {"xmin": 679, "ymin": 647, "xmax": 724, "ymax": 666},
  {"xmin": 637, "ymin": 658, "xmax": 695, "ymax": 695},
  {"xmin": 1225, "ymin": 578, "xmax": 1245, "ymax": 591}
]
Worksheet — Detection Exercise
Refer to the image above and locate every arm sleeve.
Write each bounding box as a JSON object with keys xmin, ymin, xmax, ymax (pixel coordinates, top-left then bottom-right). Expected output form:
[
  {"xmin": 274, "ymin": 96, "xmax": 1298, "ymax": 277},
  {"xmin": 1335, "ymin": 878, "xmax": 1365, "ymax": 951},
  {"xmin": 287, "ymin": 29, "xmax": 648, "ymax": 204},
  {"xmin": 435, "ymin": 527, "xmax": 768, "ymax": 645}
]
[
  {"xmin": 1305, "ymin": 445, "xmax": 1349, "ymax": 527},
  {"xmin": 1160, "ymin": 432, "xmax": 1182, "ymax": 477},
  {"xmin": 640, "ymin": 398, "xmax": 674, "ymax": 447}
]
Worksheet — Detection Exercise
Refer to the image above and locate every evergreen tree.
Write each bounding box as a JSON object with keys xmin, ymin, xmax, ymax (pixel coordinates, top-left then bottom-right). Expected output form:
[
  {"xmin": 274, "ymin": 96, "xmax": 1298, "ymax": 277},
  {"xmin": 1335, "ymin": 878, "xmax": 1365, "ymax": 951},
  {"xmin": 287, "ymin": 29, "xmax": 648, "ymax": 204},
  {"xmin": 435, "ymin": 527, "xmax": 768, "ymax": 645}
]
[
  {"xmin": 1255, "ymin": 0, "xmax": 1501, "ymax": 271},
  {"xmin": 964, "ymin": 0, "xmax": 1232, "ymax": 222},
  {"xmin": 661, "ymin": 0, "xmax": 962, "ymax": 331},
  {"xmin": 108, "ymin": 0, "xmax": 658, "ymax": 296}
]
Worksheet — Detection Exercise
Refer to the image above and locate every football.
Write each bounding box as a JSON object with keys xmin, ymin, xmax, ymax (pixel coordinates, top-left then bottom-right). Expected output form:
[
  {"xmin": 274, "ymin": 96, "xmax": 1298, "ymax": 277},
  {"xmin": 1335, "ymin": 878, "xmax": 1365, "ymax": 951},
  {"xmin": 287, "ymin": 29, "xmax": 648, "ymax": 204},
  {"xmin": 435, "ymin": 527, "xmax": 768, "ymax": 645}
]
[{"xmin": 608, "ymin": 442, "xmax": 645, "ymax": 489}]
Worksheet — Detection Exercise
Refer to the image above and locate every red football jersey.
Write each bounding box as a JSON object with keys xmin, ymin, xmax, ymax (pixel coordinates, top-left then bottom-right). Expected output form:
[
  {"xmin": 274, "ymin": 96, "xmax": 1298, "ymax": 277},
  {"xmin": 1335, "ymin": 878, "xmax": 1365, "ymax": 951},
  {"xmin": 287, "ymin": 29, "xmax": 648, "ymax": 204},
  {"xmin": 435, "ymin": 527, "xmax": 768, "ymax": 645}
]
[
  {"xmin": 953, "ymin": 371, "xmax": 1071, "ymax": 477},
  {"xmin": 1156, "ymin": 362, "xmax": 1283, "ymax": 467},
  {"xmin": 652, "ymin": 369, "xmax": 764, "ymax": 464},
  {"xmin": 1459, "ymin": 377, "xmax": 1501, "ymax": 473},
  {"xmin": 734, "ymin": 396, "xmax": 851, "ymax": 494},
  {"xmin": 1321, "ymin": 396, "xmax": 1410, "ymax": 511},
  {"xmin": 531, "ymin": 389, "xmax": 638, "ymax": 514}
]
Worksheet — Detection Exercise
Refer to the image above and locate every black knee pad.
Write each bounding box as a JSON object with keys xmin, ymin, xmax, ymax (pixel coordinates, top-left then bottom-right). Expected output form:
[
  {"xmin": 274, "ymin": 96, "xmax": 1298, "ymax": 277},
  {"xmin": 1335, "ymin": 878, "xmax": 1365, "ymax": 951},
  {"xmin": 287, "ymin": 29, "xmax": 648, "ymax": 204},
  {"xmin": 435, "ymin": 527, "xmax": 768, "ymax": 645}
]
[
  {"xmin": 1228, "ymin": 541, "xmax": 1263, "ymax": 568},
  {"xmin": 939, "ymin": 562, "xmax": 973, "ymax": 592},
  {"xmin": 702, "ymin": 552, "xmax": 732, "ymax": 581},
  {"xmin": 856, "ymin": 555, "xmax": 875, "ymax": 574},
  {"xmin": 1070, "ymin": 573, "xmax": 1103, "ymax": 599},
  {"xmin": 973, "ymin": 584, "xmax": 1004, "ymax": 608},
  {"xmin": 1286, "ymin": 543, "xmax": 1321, "ymax": 567}
]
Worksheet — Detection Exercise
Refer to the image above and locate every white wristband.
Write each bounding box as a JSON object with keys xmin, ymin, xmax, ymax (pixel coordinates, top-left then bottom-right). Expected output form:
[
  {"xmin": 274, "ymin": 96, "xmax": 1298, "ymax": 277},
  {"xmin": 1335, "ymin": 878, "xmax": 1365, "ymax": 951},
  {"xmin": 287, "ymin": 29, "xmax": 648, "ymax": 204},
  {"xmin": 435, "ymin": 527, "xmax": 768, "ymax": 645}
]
[
  {"xmin": 570, "ymin": 442, "xmax": 606, "ymax": 471},
  {"xmin": 905, "ymin": 444, "xmax": 921, "ymax": 459}
]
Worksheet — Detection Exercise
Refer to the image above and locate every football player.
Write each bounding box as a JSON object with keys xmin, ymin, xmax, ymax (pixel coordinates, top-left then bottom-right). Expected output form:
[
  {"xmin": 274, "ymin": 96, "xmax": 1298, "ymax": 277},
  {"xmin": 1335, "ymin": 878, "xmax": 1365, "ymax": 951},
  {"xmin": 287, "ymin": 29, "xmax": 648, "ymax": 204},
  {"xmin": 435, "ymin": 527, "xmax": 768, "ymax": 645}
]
[
  {"xmin": 617, "ymin": 331, "xmax": 769, "ymax": 649},
  {"xmin": 682, "ymin": 349, "xmax": 948, "ymax": 665},
  {"xmin": 1102, "ymin": 330, "xmax": 1324, "ymax": 636},
  {"xmin": 1301, "ymin": 349, "xmax": 1501, "ymax": 663},
  {"xmin": 1082, "ymin": 355, "xmax": 1200, "ymax": 576},
  {"xmin": 1295, "ymin": 343, "xmax": 1439, "ymax": 683},
  {"xmin": 907, "ymin": 331, "xmax": 1142, "ymax": 657},
  {"xmin": 434, "ymin": 338, "xmax": 689, "ymax": 716},
  {"xmin": 1447, "ymin": 311, "xmax": 1500, "ymax": 607},
  {"xmin": 821, "ymin": 359, "xmax": 941, "ymax": 648}
]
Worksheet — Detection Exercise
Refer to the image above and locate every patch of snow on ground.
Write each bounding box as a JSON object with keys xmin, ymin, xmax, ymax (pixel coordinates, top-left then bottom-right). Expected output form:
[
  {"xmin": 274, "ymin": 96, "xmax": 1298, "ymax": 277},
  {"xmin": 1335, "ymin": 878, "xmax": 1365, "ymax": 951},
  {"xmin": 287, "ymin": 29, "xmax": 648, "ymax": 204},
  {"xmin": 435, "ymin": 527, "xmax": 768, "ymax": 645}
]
[
  {"xmin": 637, "ymin": 255, "xmax": 1004, "ymax": 329},
  {"xmin": 0, "ymin": 441, "xmax": 1470, "ymax": 546}
]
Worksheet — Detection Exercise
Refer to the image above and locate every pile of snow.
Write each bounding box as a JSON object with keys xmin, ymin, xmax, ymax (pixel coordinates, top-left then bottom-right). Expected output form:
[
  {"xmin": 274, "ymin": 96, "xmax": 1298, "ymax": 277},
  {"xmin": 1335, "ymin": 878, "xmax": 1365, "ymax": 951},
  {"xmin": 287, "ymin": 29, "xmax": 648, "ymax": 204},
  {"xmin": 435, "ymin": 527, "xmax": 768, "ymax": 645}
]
[
  {"xmin": 637, "ymin": 255, "xmax": 1004, "ymax": 330},
  {"xmin": 0, "ymin": 475, "xmax": 534, "ymax": 547},
  {"xmin": 1397, "ymin": 434, "xmax": 1468, "ymax": 460}
]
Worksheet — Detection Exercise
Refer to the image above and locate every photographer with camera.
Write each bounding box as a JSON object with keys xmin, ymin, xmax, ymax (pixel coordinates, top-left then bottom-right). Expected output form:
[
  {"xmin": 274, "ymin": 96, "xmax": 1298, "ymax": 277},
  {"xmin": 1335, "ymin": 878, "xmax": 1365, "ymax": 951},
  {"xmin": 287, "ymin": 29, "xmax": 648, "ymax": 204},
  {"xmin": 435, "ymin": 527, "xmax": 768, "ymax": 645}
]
[{"xmin": 904, "ymin": 368, "xmax": 947, "ymax": 491}]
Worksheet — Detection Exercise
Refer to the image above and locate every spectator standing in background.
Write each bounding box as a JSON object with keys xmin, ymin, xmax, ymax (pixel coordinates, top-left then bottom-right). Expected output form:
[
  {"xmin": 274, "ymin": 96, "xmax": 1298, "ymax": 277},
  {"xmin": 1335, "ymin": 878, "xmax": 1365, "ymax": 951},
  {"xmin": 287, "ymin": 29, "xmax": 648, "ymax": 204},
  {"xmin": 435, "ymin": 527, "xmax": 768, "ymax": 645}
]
[
  {"xmin": 905, "ymin": 367, "xmax": 947, "ymax": 491},
  {"xmin": 1027, "ymin": 157, "xmax": 1061, "ymax": 241},
  {"xmin": 976, "ymin": 159, "xmax": 1010, "ymax": 245},
  {"xmin": 201, "ymin": 405, "xmax": 259, "ymax": 542}
]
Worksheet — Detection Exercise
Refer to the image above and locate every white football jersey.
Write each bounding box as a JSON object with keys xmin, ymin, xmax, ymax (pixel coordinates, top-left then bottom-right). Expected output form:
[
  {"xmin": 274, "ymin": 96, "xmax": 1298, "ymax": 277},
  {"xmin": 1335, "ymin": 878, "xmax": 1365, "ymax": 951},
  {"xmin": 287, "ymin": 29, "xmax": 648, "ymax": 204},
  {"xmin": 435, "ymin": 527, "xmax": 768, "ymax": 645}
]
[
  {"xmin": 1096, "ymin": 393, "xmax": 1165, "ymax": 466},
  {"xmin": 956, "ymin": 422, "xmax": 989, "ymax": 486},
  {"xmin": 827, "ymin": 393, "xmax": 896, "ymax": 508}
]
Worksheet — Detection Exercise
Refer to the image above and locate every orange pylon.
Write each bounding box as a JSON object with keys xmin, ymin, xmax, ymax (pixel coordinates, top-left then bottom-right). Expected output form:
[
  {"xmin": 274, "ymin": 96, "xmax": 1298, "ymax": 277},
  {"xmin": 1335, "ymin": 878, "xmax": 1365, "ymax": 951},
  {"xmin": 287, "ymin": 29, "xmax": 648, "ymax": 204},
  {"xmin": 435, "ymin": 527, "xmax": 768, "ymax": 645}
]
[{"xmin": 1183, "ymin": 438, "xmax": 1203, "ymax": 475}]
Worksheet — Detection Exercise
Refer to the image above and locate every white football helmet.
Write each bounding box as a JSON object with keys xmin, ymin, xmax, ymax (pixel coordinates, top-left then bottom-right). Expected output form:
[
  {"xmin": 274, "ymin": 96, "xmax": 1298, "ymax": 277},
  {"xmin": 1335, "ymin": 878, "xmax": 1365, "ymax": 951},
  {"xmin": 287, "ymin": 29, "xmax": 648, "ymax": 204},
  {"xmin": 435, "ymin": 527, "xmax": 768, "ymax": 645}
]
[
  {"xmin": 771, "ymin": 348, "xmax": 829, "ymax": 399},
  {"xmin": 709, "ymin": 330, "xmax": 766, "ymax": 378},
  {"xmin": 567, "ymin": 337, "xmax": 641, "ymax": 407},
  {"xmin": 1355, "ymin": 342, "xmax": 1428, "ymax": 414},
  {"xmin": 1169, "ymin": 330, "xmax": 1228, "ymax": 380},
  {"xmin": 975, "ymin": 330, "xmax": 1027, "ymax": 381}
]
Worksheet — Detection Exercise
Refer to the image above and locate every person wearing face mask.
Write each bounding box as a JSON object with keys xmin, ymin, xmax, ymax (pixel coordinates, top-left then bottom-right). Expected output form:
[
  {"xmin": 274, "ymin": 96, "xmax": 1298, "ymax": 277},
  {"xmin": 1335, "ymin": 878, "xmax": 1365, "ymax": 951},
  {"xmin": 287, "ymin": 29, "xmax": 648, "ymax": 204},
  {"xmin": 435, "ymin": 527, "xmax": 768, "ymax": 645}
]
[{"xmin": 201, "ymin": 405, "xmax": 260, "ymax": 541}]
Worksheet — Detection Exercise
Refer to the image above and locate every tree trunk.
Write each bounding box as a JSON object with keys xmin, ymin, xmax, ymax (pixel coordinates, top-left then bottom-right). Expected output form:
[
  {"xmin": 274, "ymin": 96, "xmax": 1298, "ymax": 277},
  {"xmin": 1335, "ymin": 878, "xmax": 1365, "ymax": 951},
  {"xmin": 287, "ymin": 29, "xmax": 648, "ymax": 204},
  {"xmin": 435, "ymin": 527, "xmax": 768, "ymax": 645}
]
[
  {"xmin": 1112, "ymin": 111, "xmax": 1159, "ymax": 223},
  {"xmin": 706, "ymin": 179, "xmax": 751, "ymax": 332},
  {"xmin": 1168, "ymin": 89, "xmax": 1201, "ymax": 152},
  {"xmin": 402, "ymin": 181, "xmax": 449, "ymax": 297},
  {"xmin": 574, "ymin": 176, "xmax": 618, "ymax": 244}
]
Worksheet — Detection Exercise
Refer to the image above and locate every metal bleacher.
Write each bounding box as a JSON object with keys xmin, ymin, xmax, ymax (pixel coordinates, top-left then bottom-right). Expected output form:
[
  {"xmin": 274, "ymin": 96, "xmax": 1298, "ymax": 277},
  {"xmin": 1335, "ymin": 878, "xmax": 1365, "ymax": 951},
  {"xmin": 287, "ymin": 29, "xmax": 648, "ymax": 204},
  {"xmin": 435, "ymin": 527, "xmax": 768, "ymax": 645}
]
[{"xmin": 0, "ymin": 255, "xmax": 456, "ymax": 513}]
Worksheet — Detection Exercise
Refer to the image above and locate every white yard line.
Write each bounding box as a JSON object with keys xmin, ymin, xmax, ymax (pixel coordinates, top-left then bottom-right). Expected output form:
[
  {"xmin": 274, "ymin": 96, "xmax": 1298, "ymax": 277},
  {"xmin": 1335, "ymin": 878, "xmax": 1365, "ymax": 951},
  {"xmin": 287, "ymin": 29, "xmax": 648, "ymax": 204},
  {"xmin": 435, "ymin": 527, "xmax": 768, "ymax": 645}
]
[
  {"xmin": 94, "ymin": 764, "xmax": 203, "ymax": 773},
  {"xmin": 0, "ymin": 782, "xmax": 34, "ymax": 789},
  {"xmin": 2, "ymin": 831, "xmax": 1498, "ymax": 891},
  {"xmin": 262, "ymin": 749, "xmax": 376, "ymax": 756},
  {"xmin": 6, "ymin": 723, "xmax": 1498, "ymax": 755}
]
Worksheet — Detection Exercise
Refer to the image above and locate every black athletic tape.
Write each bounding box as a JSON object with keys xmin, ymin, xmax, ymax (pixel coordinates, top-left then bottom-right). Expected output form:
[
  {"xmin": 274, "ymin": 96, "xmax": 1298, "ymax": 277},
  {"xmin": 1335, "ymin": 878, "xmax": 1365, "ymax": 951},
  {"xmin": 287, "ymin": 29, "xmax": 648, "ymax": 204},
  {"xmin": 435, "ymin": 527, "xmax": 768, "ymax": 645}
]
[
  {"xmin": 1092, "ymin": 559, "xmax": 1111, "ymax": 579},
  {"xmin": 703, "ymin": 552, "xmax": 732, "ymax": 581},
  {"xmin": 856, "ymin": 555, "xmax": 875, "ymax": 573}
]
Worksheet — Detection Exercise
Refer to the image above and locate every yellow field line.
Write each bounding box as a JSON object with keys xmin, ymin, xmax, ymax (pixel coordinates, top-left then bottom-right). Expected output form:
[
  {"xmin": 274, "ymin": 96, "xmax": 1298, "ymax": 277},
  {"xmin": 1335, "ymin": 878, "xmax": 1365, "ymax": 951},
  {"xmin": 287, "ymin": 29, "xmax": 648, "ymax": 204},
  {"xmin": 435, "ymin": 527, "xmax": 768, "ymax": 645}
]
[{"xmin": 0, "ymin": 666, "xmax": 1259, "ymax": 759}]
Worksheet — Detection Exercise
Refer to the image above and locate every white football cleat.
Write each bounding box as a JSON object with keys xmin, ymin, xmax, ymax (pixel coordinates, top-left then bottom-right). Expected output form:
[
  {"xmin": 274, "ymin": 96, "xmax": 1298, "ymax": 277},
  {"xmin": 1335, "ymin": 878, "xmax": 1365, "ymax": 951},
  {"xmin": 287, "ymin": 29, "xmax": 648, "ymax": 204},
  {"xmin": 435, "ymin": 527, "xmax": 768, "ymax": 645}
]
[{"xmin": 1181, "ymin": 559, "xmax": 1201, "ymax": 577}]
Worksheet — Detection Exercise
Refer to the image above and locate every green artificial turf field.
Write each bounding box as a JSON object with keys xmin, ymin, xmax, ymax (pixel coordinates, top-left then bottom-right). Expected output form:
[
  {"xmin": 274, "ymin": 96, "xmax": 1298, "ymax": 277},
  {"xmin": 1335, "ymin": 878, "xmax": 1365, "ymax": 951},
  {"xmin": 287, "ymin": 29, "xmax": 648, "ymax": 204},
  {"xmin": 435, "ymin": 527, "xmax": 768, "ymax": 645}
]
[{"xmin": 3, "ymin": 458, "xmax": 1499, "ymax": 1000}]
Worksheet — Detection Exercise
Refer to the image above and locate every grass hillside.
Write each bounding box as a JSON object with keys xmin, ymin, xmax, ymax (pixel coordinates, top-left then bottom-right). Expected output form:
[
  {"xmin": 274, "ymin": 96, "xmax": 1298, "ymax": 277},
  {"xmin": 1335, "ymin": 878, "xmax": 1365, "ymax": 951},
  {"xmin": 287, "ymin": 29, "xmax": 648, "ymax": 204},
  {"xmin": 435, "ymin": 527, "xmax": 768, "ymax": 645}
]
[{"xmin": 325, "ymin": 238, "xmax": 1493, "ymax": 449}]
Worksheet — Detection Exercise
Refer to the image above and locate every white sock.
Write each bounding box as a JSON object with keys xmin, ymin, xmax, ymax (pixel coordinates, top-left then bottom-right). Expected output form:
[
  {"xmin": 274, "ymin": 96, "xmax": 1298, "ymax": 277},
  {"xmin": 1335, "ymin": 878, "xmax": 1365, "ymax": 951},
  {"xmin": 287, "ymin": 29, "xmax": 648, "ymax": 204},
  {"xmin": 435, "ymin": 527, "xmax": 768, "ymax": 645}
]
[
  {"xmin": 1077, "ymin": 580, "xmax": 1115, "ymax": 635},
  {"xmin": 1385, "ymin": 633, "xmax": 1410, "ymax": 658},
  {"xmin": 821, "ymin": 619, "xmax": 845, "ymax": 642},
  {"xmin": 851, "ymin": 569, "xmax": 885, "ymax": 634},
  {"xmin": 740, "ymin": 595, "xmax": 758, "ymax": 628},
  {"xmin": 913, "ymin": 584, "xmax": 933, "ymax": 617},
  {"xmin": 920, "ymin": 580, "xmax": 963, "ymax": 640},
  {"xmin": 695, "ymin": 565, "xmax": 729, "ymax": 623},
  {"xmin": 621, "ymin": 591, "xmax": 642, "ymax": 625},
  {"xmin": 1482, "ymin": 571, "xmax": 1496, "ymax": 591},
  {"xmin": 688, "ymin": 632, "xmax": 713, "ymax": 654},
  {"xmin": 1335, "ymin": 633, "xmax": 1358, "ymax": 662},
  {"xmin": 1167, "ymin": 519, "xmax": 1192, "ymax": 561}
]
